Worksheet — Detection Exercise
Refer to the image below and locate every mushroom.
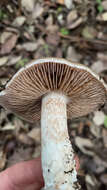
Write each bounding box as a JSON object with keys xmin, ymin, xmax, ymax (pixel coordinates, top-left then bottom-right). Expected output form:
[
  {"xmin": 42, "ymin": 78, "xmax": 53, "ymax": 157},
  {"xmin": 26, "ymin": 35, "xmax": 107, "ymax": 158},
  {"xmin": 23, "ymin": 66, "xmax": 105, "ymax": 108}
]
[{"xmin": 0, "ymin": 58, "xmax": 107, "ymax": 190}]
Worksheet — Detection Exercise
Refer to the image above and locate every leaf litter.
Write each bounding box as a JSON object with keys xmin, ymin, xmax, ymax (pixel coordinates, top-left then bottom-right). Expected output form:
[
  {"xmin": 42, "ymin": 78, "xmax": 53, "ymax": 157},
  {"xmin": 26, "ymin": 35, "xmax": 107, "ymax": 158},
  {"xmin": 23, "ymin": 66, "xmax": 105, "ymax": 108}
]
[{"xmin": 0, "ymin": 0, "xmax": 107, "ymax": 189}]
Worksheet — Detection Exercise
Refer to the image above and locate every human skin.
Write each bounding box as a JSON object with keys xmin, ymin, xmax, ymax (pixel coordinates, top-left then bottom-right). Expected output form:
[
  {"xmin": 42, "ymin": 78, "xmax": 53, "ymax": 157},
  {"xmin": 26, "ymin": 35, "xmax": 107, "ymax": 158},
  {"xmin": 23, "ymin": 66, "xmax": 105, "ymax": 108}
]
[{"xmin": 0, "ymin": 156, "xmax": 79, "ymax": 190}]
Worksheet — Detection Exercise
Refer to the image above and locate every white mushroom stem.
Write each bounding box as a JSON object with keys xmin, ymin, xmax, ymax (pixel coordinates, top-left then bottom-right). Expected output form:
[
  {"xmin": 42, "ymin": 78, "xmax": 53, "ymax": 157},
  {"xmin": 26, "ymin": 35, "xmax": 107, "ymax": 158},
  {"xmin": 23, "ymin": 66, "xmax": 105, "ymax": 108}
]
[{"xmin": 41, "ymin": 92, "xmax": 80, "ymax": 190}]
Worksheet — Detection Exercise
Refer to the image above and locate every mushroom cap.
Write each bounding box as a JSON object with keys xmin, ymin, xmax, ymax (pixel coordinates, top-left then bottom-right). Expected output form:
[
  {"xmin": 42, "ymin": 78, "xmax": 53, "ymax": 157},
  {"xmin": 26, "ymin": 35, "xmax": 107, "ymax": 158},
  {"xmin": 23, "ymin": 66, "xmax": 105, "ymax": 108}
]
[{"xmin": 0, "ymin": 57, "xmax": 107, "ymax": 122}]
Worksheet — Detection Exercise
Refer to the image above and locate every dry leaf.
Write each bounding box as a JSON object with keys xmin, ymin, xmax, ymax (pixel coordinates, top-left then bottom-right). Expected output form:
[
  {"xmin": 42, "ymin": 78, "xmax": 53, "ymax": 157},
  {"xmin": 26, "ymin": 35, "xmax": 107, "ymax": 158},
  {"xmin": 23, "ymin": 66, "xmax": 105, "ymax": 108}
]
[
  {"xmin": 18, "ymin": 133, "xmax": 35, "ymax": 145},
  {"xmin": 102, "ymin": 1, "xmax": 107, "ymax": 11},
  {"xmin": 0, "ymin": 123, "xmax": 15, "ymax": 131},
  {"xmin": 91, "ymin": 60, "xmax": 107, "ymax": 74},
  {"xmin": 22, "ymin": 0, "xmax": 35, "ymax": 12},
  {"xmin": 0, "ymin": 32, "xmax": 12, "ymax": 44},
  {"xmin": 28, "ymin": 127, "xmax": 41, "ymax": 144},
  {"xmin": 46, "ymin": 33, "xmax": 60, "ymax": 46},
  {"xmin": 17, "ymin": 42, "xmax": 38, "ymax": 52},
  {"xmin": 0, "ymin": 57, "xmax": 9, "ymax": 67},
  {"xmin": 32, "ymin": 3, "xmax": 44, "ymax": 19},
  {"xmin": 12, "ymin": 16, "xmax": 26, "ymax": 27},
  {"xmin": 67, "ymin": 46, "xmax": 82, "ymax": 61},
  {"xmin": 93, "ymin": 156, "xmax": 107, "ymax": 173},
  {"xmin": 75, "ymin": 136, "xmax": 94, "ymax": 156},
  {"xmin": 0, "ymin": 34, "xmax": 18, "ymax": 55},
  {"xmin": 86, "ymin": 174, "xmax": 96, "ymax": 186},
  {"xmin": 67, "ymin": 17, "xmax": 83, "ymax": 29},
  {"xmin": 89, "ymin": 122, "xmax": 101, "ymax": 138},
  {"xmin": 93, "ymin": 111, "xmax": 105, "ymax": 126},
  {"xmin": 32, "ymin": 145, "xmax": 41, "ymax": 158},
  {"xmin": 64, "ymin": 0, "xmax": 72, "ymax": 9},
  {"xmin": 7, "ymin": 55, "xmax": 22, "ymax": 66},
  {"xmin": 85, "ymin": 174, "xmax": 100, "ymax": 190},
  {"xmin": 97, "ymin": 12, "xmax": 107, "ymax": 21},
  {"xmin": 0, "ymin": 151, "xmax": 6, "ymax": 171},
  {"xmin": 100, "ymin": 174, "xmax": 107, "ymax": 185},
  {"xmin": 67, "ymin": 10, "xmax": 78, "ymax": 26}
]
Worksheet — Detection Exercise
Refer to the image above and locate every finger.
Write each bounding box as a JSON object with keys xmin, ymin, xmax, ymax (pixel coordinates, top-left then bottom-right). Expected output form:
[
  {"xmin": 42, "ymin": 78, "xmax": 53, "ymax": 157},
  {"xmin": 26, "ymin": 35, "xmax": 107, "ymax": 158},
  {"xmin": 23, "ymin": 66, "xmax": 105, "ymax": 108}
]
[
  {"xmin": 0, "ymin": 157, "xmax": 44, "ymax": 190},
  {"xmin": 74, "ymin": 155, "xmax": 80, "ymax": 171},
  {"xmin": 20, "ymin": 182, "xmax": 42, "ymax": 190}
]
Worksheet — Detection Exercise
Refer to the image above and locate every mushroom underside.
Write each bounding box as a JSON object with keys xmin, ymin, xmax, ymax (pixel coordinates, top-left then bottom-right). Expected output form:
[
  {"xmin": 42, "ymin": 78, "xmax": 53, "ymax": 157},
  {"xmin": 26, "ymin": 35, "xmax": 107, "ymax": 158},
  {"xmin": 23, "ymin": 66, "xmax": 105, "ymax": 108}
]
[{"xmin": 0, "ymin": 62, "xmax": 106, "ymax": 122}]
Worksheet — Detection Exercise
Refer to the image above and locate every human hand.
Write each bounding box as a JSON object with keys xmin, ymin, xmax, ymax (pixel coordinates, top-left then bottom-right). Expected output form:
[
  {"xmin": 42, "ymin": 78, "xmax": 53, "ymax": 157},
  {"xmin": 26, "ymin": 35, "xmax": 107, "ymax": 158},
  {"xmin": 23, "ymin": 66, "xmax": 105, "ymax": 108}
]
[
  {"xmin": 0, "ymin": 157, "xmax": 44, "ymax": 190},
  {"xmin": 0, "ymin": 156, "xmax": 79, "ymax": 190}
]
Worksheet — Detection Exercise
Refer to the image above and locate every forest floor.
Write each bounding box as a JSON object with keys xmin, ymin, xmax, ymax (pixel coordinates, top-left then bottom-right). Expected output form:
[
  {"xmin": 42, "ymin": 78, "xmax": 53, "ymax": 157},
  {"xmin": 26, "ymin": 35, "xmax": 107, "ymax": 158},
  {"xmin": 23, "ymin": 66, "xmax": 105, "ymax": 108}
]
[{"xmin": 0, "ymin": 0, "xmax": 107, "ymax": 189}]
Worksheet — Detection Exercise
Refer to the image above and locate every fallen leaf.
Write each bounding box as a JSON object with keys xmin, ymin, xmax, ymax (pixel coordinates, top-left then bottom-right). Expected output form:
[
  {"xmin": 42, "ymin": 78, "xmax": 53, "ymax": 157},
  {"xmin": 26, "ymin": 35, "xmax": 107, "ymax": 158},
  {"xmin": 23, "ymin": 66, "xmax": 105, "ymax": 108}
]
[
  {"xmin": 91, "ymin": 60, "xmax": 107, "ymax": 74},
  {"xmin": 0, "ymin": 56, "xmax": 9, "ymax": 67},
  {"xmin": 85, "ymin": 174, "xmax": 100, "ymax": 190},
  {"xmin": 93, "ymin": 156, "xmax": 107, "ymax": 173},
  {"xmin": 64, "ymin": 0, "xmax": 73, "ymax": 9},
  {"xmin": 67, "ymin": 17, "xmax": 83, "ymax": 29},
  {"xmin": 28, "ymin": 127, "xmax": 41, "ymax": 144},
  {"xmin": 85, "ymin": 174, "xmax": 95, "ymax": 186},
  {"xmin": 67, "ymin": 10, "xmax": 78, "ymax": 26},
  {"xmin": 17, "ymin": 42, "xmax": 38, "ymax": 52},
  {"xmin": 13, "ymin": 117, "xmax": 28, "ymax": 133},
  {"xmin": 90, "ymin": 121, "xmax": 101, "ymax": 138},
  {"xmin": 21, "ymin": 0, "xmax": 35, "ymax": 12},
  {"xmin": 12, "ymin": 16, "xmax": 26, "ymax": 27},
  {"xmin": 97, "ymin": 12, "xmax": 107, "ymax": 21},
  {"xmin": 7, "ymin": 55, "xmax": 22, "ymax": 66},
  {"xmin": 93, "ymin": 111, "xmax": 105, "ymax": 126},
  {"xmin": 102, "ymin": 0, "xmax": 107, "ymax": 11},
  {"xmin": 57, "ymin": 14, "xmax": 65, "ymax": 25},
  {"xmin": 66, "ymin": 46, "xmax": 82, "ymax": 61},
  {"xmin": 0, "ymin": 31, "xmax": 12, "ymax": 44},
  {"xmin": 0, "ymin": 123, "xmax": 15, "ymax": 131},
  {"xmin": 18, "ymin": 133, "xmax": 35, "ymax": 146},
  {"xmin": 75, "ymin": 136, "xmax": 94, "ymax": 156},
  {"xmin": 100, "ymin": 174, "xmax": 107, "ymax": 185},
  {"xmin": 46, "ymin": 25, "xmax": 59, "ymax": 34},
  {"xmin": 45, "ymin": 14, "xmax": 53, "ymax": 26},
  {"xmin": 32, "ymin": 145, "xmax": 41, "ymax": 158},
  {"xmin": 0, "ymin": 34, "xmax": 18, "ymax": 55},
  {"xmin": 46, "ymin": 33, "xmax": 60, "ymax": 46},
  {"xmin": 32, "ymin": 3, "xmax": 44, "ymax": 19},
  {"xmin": 97, "ymin": 52, "xmax": 107, "ymax": 62},
  {"xmin": 0, "ymin": 151, "xmax": 6, "ymax": 171},
  {"xmin": 82, "ymin": 26, "xmax": 97, "ymax": 39},
  {"xmin": 0, "ymin": 109, "xmax": 7, "ymax": 126}
]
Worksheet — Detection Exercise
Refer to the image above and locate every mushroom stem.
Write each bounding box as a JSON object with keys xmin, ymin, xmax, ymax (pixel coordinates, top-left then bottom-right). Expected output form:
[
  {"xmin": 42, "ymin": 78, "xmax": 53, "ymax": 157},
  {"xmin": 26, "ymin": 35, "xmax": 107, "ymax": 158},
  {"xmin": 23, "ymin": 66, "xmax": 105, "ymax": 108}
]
[{"xmin": 41, "ymin": 92, "xmax": 80, "ymax": 190}]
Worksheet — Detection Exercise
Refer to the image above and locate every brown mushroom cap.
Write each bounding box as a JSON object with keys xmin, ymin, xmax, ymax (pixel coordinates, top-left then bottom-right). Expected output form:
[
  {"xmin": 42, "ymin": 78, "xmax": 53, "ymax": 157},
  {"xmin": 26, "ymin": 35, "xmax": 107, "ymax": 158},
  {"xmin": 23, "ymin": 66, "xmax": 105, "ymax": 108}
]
[{"xmin": 0, "ymin": 58, "xmax": 107, "ymax": 122}]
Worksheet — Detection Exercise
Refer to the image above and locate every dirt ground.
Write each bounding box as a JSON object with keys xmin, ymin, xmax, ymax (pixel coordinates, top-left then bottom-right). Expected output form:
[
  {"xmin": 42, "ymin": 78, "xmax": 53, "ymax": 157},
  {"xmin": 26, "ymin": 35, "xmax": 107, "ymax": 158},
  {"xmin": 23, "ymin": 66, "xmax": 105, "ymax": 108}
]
[{"xmin": 0, "ymin": 0, "xmax": 107, "ymax": 189}]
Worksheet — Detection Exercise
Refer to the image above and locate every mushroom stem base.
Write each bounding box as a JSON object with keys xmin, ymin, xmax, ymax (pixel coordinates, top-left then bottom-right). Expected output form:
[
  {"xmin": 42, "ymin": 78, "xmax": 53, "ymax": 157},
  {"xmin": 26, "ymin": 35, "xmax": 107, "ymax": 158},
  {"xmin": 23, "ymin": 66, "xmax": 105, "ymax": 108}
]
[{"xmin": 41, "ymin": 92, "xmax": 80, "ymax": 190}]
